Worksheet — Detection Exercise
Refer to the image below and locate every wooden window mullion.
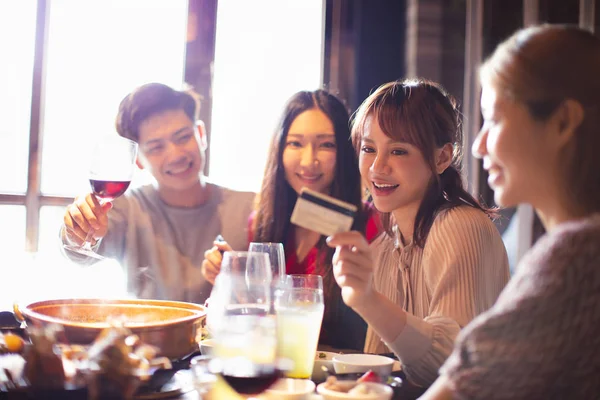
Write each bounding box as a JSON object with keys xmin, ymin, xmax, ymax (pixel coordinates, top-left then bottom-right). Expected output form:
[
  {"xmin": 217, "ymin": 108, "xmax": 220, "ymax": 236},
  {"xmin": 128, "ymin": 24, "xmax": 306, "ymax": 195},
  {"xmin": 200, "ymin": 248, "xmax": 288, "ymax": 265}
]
[{"xmin": 25, "ymin": 0, "xmax": 49, "ymax": 252}]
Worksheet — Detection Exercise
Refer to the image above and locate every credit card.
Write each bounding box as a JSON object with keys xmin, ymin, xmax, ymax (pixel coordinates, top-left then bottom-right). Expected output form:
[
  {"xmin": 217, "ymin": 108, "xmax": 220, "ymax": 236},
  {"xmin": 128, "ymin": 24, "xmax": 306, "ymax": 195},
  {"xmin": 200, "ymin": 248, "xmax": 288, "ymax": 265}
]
[{"xmin": 290, "ymin": 188, "xmax": 358, "ymax": 237}]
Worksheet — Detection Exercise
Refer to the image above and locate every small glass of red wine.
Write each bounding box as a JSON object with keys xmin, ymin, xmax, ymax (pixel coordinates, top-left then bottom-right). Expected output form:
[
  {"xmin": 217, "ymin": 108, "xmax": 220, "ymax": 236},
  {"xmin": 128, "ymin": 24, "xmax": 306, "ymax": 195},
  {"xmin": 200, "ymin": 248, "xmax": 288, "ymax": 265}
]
[
  {"xmin": 64, "ymin": 135, "xmax": 138, "ymax": 259},
  {"xmin": 206, "ymin": 272, "xmax": 287, "ymax": 398}
]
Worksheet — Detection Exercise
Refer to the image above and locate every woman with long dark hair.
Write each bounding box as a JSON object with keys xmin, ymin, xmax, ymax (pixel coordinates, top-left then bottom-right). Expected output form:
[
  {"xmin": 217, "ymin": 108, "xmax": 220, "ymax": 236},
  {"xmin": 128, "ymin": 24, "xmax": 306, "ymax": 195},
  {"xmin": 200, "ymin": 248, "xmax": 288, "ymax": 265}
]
[
  {"xmin": 327, "ymin": 79, "xmax": 510, "ymax": 386},
  {"xmin": 203, "ymin": 89, "xmax": 379, "ymax": 351}
]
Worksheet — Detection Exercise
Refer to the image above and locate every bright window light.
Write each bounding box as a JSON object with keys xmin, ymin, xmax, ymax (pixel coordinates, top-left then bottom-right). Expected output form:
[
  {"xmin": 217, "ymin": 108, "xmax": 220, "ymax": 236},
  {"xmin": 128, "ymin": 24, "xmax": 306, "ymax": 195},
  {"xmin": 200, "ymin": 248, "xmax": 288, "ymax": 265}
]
[
  {"xmin": 209, "ymin": 0, "xmax": 325, "ymax": 192},
  {"xmin": 0, "ymin": 1, "xmax": 36, "ymax": 194},
  {"xmin": 40, "ymin": 0, "xmax": 188, "ymax": 196}
]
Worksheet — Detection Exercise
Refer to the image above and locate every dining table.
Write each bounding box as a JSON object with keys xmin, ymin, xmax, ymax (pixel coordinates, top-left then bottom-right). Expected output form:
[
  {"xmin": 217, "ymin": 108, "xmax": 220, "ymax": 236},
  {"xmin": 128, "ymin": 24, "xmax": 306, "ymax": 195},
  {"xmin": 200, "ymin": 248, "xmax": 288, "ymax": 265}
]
[
  {"xmin": 1, "ymin": 312, "xmax": 428, "ymax": 400},
  {"xmin": 165, "ymin": 349, "xmax": 428, "ymax": 400}
]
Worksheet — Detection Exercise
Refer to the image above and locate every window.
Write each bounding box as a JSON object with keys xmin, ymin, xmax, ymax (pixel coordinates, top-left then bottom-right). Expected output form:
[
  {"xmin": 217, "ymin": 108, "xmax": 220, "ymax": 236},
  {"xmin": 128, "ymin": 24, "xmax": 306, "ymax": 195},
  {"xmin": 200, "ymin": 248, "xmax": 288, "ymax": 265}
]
[
  {"xmin": 0, "ymin": 0, "xmax": 188, "ymax": 306},
  {"xmin": 0, "ymin": 1, "xmax": 36, "ymax": 195},
  {"xmin": 208, "ymin": 0, "xmax": 325, "ymax": 192},
  {"xmin": 0, "ymin": 0, "xmax": 327, "ymax": 307},
  {"xmin": 41, "ymin": 0, "xmax": 188, "ymax": 197}
]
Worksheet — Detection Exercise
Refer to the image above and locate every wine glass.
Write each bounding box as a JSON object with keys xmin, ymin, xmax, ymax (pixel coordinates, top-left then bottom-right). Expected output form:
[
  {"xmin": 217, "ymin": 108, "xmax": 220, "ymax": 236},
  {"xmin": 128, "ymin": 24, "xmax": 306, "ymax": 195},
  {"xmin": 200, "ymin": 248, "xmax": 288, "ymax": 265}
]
[
  {"xmin": 203, "ymin": 251, "xmax": 272, "ymax": 312},
  {"xmin": 248, "ymin": 242, "xmax": 286, "ymax": 284},
  {"xmin": 64, "ymin": 135, "xmax": 138, "ymax": 259},
  {"xmin": 220, "ymin": 251, "xmax": 273, "ymax": 286},
  {"xmin": 206, "ymin": 273, "xmax": 283, "ymax": 398}
]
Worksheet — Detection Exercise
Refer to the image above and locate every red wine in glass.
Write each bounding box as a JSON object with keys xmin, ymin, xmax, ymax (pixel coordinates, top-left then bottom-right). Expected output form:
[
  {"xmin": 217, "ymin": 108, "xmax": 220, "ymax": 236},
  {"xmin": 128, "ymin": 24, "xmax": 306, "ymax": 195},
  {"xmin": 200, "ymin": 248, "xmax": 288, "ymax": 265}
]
[
  {"xmin": 89, "ymin": 179, "xmax": 131, "ymax": 201},
  {"xmin": 218, "ymin": 361, "xmax": 282, "ymax": 395},
  {"xmin": 63, "ymin": 135, "xmax": 138, "ymax": 259}
]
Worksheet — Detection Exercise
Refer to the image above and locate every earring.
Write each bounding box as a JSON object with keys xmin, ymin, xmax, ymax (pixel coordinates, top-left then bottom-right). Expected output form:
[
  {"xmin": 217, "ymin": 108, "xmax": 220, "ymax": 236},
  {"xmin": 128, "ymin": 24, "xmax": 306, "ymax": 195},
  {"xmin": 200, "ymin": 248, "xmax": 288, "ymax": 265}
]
[{"xmin": 363, "ymin": 186, "xmax": 372, "ymax": 201}]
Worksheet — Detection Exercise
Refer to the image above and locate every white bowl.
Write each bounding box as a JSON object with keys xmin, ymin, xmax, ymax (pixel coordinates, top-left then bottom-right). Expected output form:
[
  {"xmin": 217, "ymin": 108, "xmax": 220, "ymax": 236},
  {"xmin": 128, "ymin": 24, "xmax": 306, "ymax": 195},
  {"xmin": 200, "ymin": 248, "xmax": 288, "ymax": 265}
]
[
  {"xmin": 316, "ymin": 380, "xmax": 393, "ymax": 400},
  {"xmin": 261, "ymin": 378, "xmax": 316, "ymax": 400},
  {"xmin": 199, "ymin": 338, "xmax": 215, "ymax": 355},
  {"xmin": 332, "ymin": 354, "xmax": 394, "ymax": 377},
  {"xmin": 312, "ymin": 351, "xmax": 338, "ymax": 382}
]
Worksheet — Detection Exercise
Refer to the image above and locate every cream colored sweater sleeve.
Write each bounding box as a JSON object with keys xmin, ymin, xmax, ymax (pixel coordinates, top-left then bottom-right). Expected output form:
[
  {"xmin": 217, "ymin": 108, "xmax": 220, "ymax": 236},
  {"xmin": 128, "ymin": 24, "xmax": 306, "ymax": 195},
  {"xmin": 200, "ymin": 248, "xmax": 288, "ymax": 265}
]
[{"xmin": 384, "ymin": 207, "xmax": 510, "ymax": 387}]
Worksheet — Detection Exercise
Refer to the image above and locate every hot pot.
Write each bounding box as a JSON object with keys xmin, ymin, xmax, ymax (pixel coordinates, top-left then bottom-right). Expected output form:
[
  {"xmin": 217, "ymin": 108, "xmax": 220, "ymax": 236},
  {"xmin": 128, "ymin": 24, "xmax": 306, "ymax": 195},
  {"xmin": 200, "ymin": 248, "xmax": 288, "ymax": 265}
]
[{"xmin": 14, "ymin": 298, "xmax": 206, "ymax": 360}]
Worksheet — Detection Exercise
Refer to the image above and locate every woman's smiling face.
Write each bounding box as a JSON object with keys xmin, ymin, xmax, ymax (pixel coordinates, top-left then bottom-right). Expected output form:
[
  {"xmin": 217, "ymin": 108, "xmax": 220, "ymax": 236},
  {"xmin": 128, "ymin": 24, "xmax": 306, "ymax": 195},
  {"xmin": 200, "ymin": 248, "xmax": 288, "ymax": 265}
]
[
  {"xmin": 359, "ymin": 114, "xmax": 434, "ymax": 214},
  {"xmin": 473, "ymin": 82, "xmax": 556, "ymax": 208},
  {"xmin": 283, "ymin": 108, "xmax": 337, "ymax": 195}
]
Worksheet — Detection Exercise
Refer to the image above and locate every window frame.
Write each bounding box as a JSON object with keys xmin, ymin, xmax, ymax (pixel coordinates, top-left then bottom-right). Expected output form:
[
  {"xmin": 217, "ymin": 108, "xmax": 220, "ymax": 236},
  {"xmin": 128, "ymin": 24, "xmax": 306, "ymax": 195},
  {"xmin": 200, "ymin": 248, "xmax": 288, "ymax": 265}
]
[{"xmin": 0, "ymin": 0, "xmax": 216, "ymax": 252}]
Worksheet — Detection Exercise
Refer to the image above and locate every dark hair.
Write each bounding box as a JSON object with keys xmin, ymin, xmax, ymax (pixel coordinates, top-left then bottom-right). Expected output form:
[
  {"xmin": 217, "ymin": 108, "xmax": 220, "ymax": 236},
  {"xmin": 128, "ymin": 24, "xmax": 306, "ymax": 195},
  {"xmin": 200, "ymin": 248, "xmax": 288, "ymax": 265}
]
[
  {"xmin": 115, "ymin": 83, "xmax": 200, "ymax": 142},
  {"xmin": 252, "ymin": 89, "xmax": 366, "ymax": 328},
  {"xmin": 480, "ymin": 24, "xmax": 600, "ymax": 215},
  {"xmin": 351, "ymin": 78, "xmax": 493, "ymax": 247}
]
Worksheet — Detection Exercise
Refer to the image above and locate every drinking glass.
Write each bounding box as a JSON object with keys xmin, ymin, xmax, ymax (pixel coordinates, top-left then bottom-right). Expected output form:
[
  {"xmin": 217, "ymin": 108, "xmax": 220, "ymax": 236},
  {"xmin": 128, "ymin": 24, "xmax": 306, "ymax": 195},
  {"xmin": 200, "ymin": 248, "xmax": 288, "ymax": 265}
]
[
  {"xmin": 206, "ymin": 273, "xmax": 282, "ymax": 398},
  {"xmin": 220, "ymin": 251, "xmax": 272, "ymax": 286},
  {"xmin": 275, "ymin": 274, "xmax": 324, "ymax": 379},
  {"xmin": 190, "ymin": 355, "xmax": 217, "ymax": 397},
  {"xmin": 248, "ymin": 242, "xmax": 286, "ymax": 284},
  {"xmin": 64, "ymin": 135, "xmax": 138, "ymax": 259}
]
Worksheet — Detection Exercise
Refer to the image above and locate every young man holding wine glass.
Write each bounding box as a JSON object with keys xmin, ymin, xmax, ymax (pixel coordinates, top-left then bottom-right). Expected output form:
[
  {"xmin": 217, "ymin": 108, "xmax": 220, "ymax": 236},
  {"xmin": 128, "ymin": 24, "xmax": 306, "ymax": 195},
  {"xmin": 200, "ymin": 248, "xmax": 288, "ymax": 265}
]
[{"xmin": 60, "ymin": 83, "xmax": 255, "ymax": 304}]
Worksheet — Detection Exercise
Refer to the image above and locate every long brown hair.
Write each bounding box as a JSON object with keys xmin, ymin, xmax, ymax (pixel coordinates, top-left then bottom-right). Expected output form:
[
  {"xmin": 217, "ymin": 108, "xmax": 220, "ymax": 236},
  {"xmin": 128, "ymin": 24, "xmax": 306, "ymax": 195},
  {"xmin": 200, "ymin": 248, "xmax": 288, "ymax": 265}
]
[
  {"xmin": 480, "ymin": 24, "xmax": 600, "ymax": 215},
  {"xmin": 351, "ymin": 78, "xmax": 493, "ymax": 247},
  {"xmin": 252, "ymin": 90, "xmax": 367, "ymax": 343}
]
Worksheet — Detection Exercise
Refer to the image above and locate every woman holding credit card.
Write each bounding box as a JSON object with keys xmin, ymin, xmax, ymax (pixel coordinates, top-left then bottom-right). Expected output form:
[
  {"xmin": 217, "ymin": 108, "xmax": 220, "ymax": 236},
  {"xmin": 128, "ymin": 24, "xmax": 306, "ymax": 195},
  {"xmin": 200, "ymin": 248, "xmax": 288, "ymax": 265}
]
[
  {"xmin": 202, "ymin": 89, "xmax": 380, "ymax": 351},
  {"xmin": 326, "ymin": 79, "xmax": 510, "ymax": 387}
]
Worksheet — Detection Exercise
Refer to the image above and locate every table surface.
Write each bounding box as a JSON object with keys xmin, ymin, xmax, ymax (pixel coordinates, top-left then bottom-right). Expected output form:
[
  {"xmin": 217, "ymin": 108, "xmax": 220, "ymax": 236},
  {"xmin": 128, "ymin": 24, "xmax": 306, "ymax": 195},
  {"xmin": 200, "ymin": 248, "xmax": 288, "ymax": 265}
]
[
  {"xmin": 0, "ymin": 342, "xmax": 426, "ymax": 400},
  {"xmin": 171, "ymin": 370, "xmax": 427, "ymax": 400}
]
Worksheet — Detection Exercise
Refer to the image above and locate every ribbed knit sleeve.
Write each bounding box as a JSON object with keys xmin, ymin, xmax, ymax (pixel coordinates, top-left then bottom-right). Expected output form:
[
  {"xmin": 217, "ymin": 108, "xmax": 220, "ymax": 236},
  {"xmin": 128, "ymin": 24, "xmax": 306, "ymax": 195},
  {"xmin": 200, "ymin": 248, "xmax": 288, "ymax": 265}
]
[
  {"xmin": 440, "ymin": 214, "xmax": 600, "ymax": 399},
  {"xmin": 382, "ymin": 206, "xmax": 510, "ymax": 387}
]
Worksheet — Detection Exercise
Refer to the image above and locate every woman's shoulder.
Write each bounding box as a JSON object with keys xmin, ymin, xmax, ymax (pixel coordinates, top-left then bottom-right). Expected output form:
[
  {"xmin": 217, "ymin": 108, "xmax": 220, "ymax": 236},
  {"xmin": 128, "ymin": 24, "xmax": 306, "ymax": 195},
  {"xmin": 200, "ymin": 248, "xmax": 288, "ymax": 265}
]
[
  {"xmin": 432, "ymin": 205, "xmax": 496, "ymax": 232},
  {"xmin": 525, "ymin": 213, "xmax": 600, "ymax": 270},
  {"xmin": 552, "ymin": 213, "xmax": 600, "ymax": 239},
  {"xmin": 425, "ymin": 205, "xmax": 501, "ymax": 250}
]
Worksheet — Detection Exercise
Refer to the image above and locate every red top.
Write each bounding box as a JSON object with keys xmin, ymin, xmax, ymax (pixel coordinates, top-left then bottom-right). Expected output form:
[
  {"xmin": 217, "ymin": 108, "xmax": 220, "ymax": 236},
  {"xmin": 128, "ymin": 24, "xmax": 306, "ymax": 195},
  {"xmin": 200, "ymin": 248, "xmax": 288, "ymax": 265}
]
[{"xmin": 247, "ymin": 201, "xmax": 380, "ymax": 350}]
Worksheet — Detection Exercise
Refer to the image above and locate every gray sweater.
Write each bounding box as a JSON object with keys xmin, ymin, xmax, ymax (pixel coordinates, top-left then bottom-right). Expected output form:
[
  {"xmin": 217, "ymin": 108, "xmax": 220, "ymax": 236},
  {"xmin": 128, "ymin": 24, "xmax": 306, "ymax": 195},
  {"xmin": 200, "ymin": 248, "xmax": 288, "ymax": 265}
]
[
  {"xmin": 440, "ymin": 213, "xmax": 600, "ymax": 399},
  {"xmin": 61, "ymin": 181, "xmax": 255, "ymax": 304}
]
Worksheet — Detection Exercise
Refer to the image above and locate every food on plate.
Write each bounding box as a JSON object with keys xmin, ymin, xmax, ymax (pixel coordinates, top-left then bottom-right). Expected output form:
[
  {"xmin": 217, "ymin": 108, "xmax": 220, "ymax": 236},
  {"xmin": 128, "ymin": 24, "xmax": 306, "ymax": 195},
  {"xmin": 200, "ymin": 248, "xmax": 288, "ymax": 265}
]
[
  {"xmin": 318, "ymin": 352, "xmax": 327, "ymax": 359},
  {"xmin": 0, "ymin": 332, "xmax": 25, "ymax": 354},
  {"xmin": 0, "ymin": 354, "xmax": 26, "ymax": 390},
  {"xmin": 322, "ymin": 373, "xmax": 382, "ymax": 395},
  {"xmin": 357, "ymin": 369, "xmax": 383, "ymax": 384},
  {"xmin": 0, "ymin": 320, "xmax": 172, "ymax": 396},
  {"xmin": 321, "ymin": 370, "xmax": 384, "ymax": 395},
  {"xmin": 23, "ymin": 324, "xmax": 68, "ymax": 389},
  {"xmin": 348, "ymin": 383, "xmax": 377, "ymax": 396},
  {"xmin": 85, "ymin": 320, "xmax": 171, "ymax": 399}
]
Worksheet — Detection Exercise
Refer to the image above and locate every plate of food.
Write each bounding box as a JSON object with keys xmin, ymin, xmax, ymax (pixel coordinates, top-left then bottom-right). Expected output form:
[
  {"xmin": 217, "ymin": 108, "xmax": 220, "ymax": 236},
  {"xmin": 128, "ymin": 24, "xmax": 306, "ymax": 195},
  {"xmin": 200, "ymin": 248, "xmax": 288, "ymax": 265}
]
[
  {"xmin": 1, "ymin": 321, "xmax": 189, "ymax": 399},
  {"xmin": 316, "ymin": 370, "xmax": 395, "ymax": 400}
]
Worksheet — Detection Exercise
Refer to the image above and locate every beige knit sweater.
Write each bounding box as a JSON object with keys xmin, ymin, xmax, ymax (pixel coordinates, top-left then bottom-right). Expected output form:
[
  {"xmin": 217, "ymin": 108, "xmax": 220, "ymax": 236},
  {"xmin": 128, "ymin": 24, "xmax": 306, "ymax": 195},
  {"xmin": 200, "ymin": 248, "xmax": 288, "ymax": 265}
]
[{"xmin": 364, "ymin": 205, "xmax": 510, "ymax": 387}]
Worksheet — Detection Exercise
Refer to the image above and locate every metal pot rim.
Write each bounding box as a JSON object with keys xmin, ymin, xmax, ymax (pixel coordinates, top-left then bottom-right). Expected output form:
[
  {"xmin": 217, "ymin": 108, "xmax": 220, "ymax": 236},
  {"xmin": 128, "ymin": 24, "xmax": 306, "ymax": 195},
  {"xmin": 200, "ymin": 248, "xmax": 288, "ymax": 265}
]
[{"xmin": 16, "ymin": 298, "xmax": 206, "ymax": 329}]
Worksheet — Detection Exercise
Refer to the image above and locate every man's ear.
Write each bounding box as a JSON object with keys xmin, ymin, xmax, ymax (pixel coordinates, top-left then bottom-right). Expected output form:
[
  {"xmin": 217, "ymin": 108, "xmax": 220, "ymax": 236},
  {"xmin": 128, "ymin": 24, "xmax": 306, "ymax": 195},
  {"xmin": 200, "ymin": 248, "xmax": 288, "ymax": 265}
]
[
  {"xmin": 435, "ymin": 143, "xmax": 454, "ymax": 174},
  {"xmin": 196, "ymin": 120, "xmax": 207, "ymax": 150},
  {"xmin": 553, "ymin": 99, "xmax": 584, "ymax": 148}
]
